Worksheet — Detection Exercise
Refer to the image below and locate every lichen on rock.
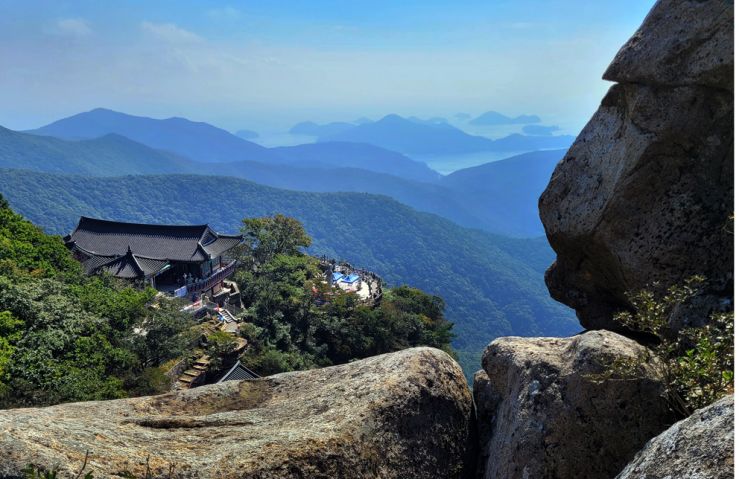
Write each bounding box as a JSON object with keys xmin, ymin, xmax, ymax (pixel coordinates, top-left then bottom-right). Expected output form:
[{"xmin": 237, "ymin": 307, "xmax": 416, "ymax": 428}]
[
  {"xmin": 0, "ymin": 347, "xmax": 476, "ymax": 479},
  {"xmin": 477, "ymin": 330, "xmax": 675, "ymax": 479}
]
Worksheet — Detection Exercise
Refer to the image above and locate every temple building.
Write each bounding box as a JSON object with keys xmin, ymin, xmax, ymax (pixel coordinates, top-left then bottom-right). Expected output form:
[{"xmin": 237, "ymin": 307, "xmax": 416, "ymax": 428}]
[{"xmin": 64, "ymin": 217, "xmax": 242, "ymax": 298}]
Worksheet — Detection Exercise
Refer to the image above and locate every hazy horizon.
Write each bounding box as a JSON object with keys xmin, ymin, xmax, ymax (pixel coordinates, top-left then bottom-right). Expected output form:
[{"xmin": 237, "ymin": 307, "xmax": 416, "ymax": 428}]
[{"xmin": 1, "ymin": 0, "xmax": 654, "ymax": 134}]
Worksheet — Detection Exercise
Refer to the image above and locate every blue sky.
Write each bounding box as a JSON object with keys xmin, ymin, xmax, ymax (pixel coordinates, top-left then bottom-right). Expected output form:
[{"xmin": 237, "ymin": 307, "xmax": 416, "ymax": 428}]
[{"xmin": 0, "ymin": 1, "xmax": 655, "ymax": 132}]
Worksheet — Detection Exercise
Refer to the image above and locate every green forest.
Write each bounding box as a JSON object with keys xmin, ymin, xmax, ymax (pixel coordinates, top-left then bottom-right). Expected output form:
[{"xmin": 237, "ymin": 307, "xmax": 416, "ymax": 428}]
[
  {"xmin": 0, "ymin": 194, "xmax": 453, "ymax": 407},
  {"xmin": 0, "ymin": 169, "xmax": 578, "ymax": 376}
]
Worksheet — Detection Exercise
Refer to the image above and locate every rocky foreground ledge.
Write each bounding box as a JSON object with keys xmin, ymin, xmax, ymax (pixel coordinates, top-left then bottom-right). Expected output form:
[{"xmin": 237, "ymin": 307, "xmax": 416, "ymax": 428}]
[
  {"xmin": 0, "ymin": 347, "xmax": 476, "ymax": 478},
  {"xmin": 476, "ymin": 331, "xmax": 676, "ymax": 479},
  {"xmin": 616, "ymin": 394, "xmax": 734, "ymax": 479}
]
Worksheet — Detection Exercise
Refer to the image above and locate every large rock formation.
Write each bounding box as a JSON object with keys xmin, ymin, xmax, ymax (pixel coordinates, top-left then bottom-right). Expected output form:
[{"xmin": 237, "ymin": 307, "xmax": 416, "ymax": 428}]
[
  {"xmin": 616, "ymin": 394, "xmax": 734, "ymax": 479},
  {"xmin": 0, "ymin": 347, "xmax": 476, "ymax": 478},
  {"xmin": 539, "ymin": 0, "xmax": 734, "ymax": 330},
  {"xmin": 478, "ymin": 330, "xmax": 675, "ymax": 479}
]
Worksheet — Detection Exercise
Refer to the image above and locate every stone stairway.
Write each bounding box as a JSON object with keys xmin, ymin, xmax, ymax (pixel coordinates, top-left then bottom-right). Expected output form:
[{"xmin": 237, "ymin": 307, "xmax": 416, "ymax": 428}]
[{"xmin": 175, "ymin": 355, "xmax": 210, "ymax": 390}]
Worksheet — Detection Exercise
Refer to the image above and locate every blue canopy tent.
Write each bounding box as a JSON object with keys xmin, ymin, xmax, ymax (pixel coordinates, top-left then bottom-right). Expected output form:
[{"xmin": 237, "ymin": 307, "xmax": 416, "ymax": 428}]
[{"xmin": 341, "ymin": 274, "xmax": 360, "ymax": 284}]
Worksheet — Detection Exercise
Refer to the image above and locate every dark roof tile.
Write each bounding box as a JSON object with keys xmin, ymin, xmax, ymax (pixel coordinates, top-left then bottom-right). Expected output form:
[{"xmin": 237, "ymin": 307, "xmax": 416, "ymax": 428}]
[
  {"xmin": 218, "ymin": 361, "xmax": 260, "ymax": 382},
  {"xmin": 66, "ymin": 217, "xmax": 241, "ymax": 263}
]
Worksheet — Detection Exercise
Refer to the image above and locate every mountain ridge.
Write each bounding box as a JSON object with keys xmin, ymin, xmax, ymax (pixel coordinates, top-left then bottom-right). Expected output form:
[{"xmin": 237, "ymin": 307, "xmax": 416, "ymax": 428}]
[
  {"xmin": 0, "ymin": 168, "xmax": 578, "ymax": 377},
  {"xmin": 27, "ymin": 107, "xmax": 279, "ymax": 164}
]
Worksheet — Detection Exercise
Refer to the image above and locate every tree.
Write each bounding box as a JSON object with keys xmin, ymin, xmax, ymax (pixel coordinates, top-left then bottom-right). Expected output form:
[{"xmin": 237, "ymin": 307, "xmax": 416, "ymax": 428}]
[
  {"xmin": 610, "ymin": 277, "xmax": 734, "ymax": 416},
  {"xmin": 206, "ymin": 331, "xmax": 237, "ymax": 373},
  {"xmin": 129, "ymin": 298, "xmax": 198, "ymax": 368},
  {"xmin": 239, "ymin": 214, "xmax": 311, "ymax": 266}
]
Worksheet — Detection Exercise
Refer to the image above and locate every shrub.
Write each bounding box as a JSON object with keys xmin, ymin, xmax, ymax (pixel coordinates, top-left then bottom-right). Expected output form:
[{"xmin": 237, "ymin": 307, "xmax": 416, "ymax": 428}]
[{"xmin": 612, "ymin": 276, "xmax": 733, "ymax": 416}]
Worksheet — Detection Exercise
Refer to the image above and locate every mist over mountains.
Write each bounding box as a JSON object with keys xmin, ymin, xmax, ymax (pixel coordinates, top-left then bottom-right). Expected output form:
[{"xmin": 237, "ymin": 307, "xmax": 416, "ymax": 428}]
[
  {"xmin": 29, "ymin": 108, "xmax": 575, "ymax": 160},
  {"xmin": 6, "ymin": 117, "xmax": 563, "ymax": 237},
  {"xmin": 3, "ymin": 106, "xmax": 579, "ymax": 377},
  {"xmin": 469, "ymin": 111, "xmax": 541, "ymax": 125},
  {"xmin": 316, "ymin": 114, "xmax": 574, "ymax": 155},
  {"xmin": 28, "ymin": 108, "xmax": 279, "ymax": 164}
]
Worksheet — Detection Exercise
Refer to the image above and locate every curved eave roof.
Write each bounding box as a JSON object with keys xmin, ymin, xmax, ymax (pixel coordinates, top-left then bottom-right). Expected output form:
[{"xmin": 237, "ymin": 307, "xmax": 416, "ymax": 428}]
[{"xmin": 66, "ymin": 217, "xmax": 242, "ymax": 263}]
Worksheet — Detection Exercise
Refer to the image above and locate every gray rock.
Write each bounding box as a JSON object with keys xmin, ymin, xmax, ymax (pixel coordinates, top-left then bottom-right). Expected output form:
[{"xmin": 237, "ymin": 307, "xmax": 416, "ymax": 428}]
[
  {"xmin": 479, "ymin": 330, "xmax": 675, "ymax": 479},
  {"xmin": 604, "ymin": 0, "xmax": 733, "ymax": 91},
  {"xmin": 539, "ymin": 0, "xmax": 733, "ymax": 330},
  {"xmin": 0, "ymin": 347, "xmax": 476, "ymax": 479},
  {"xmin": 616, "ymin": 394, "xmax": 733, "ymax": 479}
]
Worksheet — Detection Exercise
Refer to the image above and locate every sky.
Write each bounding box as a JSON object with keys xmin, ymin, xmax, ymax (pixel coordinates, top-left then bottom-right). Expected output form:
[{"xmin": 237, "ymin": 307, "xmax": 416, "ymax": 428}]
[{"xmin": 0, "ymin": 0, "xmax": 656, "ymax": 133}]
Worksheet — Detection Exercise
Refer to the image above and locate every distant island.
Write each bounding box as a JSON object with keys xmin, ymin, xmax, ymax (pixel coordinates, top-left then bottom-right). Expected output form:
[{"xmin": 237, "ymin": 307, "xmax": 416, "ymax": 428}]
[
  {"xmin": 469, "ymin": 111, "xmax": 541, "ymax": 125},
  {"xmin": 318, "ymin": 113, "xmax": 573, "ymax": 155}
]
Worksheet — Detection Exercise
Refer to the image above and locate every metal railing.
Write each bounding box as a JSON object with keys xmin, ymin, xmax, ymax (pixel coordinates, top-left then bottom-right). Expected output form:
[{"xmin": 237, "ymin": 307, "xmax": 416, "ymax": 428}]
[{"xmin": 186, "ymin": 260, "xmax": 238, "ymax": 294}]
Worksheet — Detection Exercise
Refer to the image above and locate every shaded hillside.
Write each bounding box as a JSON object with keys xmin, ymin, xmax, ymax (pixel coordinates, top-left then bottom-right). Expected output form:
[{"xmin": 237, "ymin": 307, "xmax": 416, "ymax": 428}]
[
  {"xmin": 211, "ymin": 161, "xmax": 482, "ymax": 230},
  {"xmin": 0, "ymin": 126, "xmax": 478, "ymax": 232},
  {"xmin": 0, "ymin": 126, "xmax": 187, "ymax": 175},
  {"xmin": 234, "ymin": 129, "xmax": 259, "ymax": 140},
  {"xmin": 0, "ymin": 169, "xmax": 578, "ymax": 376},
  {"xmin": 28, "ymin": 108, "xmax": 278, "ymax": 163},
  {"xmin": 272, "ymin": 141, "xmax": 441, "ymax": 183},
  {"xmin": 443, "ymin": 149, "xmax": 567, "ymax": 237},
  {"xmin": 0, "ymin": 126, "xmax": 556, "ymax": 237}
]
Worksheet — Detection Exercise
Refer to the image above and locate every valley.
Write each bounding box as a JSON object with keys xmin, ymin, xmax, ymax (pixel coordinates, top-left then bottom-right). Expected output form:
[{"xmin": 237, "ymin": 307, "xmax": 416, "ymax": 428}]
[{"xmin": 0, "ymin": 107, "xmax": 582, "ymax": 378}]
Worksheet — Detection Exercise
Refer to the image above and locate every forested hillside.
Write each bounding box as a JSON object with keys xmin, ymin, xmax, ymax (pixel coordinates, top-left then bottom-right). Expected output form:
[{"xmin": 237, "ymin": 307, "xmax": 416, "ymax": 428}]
[
  {"xmin": 0, "ymin": 193, "xmax": 195, "ymax": 406},
  {"xmin": 1, "ymin": 125, "xmax": 560, "ymax": 237},
  {"xmin": 0, "ymin": 194, "xmax": 455, "ymax": 406},
  {"xmin": 0, "ymin": 126, "xmax": 187, "ymax": 175},
  {"xmin": 0, "ymin": 169, "xmax": 578, "ymax": 376},
  {"xmin": 442, "ymin": 149, "xmax": 566, "ymax": 237}
]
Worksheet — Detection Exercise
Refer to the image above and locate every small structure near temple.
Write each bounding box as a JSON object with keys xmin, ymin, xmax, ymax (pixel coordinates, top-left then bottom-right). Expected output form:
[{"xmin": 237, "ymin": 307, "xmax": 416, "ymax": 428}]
[
  {"xmin": 320, "ymin": 257, "xmax": 382, "ymax": 304},
  {"xmin": 217, "ymin": 360, "xmax": 260, "ymax": 383},
  {"xmin": 64, "ymin": 217, "xmax": 242, "ymax": 298}
]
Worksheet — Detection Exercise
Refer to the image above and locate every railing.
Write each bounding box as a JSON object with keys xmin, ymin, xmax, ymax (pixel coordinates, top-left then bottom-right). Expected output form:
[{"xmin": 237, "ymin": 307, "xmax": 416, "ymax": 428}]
[{"xmin": 186, "ymin": 260, "xmax": 238, "ymax": 294}]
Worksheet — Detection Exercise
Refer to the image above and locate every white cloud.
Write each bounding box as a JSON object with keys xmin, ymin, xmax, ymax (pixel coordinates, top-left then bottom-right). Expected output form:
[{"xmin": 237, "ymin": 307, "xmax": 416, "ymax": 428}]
[
  {"xmin": 141, "ymin": 21, "xmax": 202, "ymax": 44},
  {"xmin": 52, "ymin": 18, "xmax": 92, "ymax": 37}
]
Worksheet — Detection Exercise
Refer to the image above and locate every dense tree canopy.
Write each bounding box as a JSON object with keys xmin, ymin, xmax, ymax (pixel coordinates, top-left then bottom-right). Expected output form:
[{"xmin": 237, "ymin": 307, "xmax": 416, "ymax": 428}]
[
  {"xmin": 0, "ymin": 194, "xmax": 195, "ymax": 407},
  {"xmin": 0, "ymin": 199, "xmax": 455, "ymax": 406},
  {"xmin": 234, "ymin": 214, "xmax": 454, "ymax": 376},
  {"xmin": 0, "ymin": 170, "xmax": 578, "ymax": 378}
]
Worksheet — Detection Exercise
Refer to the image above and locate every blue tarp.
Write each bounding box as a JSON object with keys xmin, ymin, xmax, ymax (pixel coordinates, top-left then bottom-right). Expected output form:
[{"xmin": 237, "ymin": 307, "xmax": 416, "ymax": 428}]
[
  {"xmin": 341, "ymin": 274, "xmax": 360, "ymax": 283},
  {"xmin": 332, "ymin": 272, "xmax": 344, "ymax": 282}
]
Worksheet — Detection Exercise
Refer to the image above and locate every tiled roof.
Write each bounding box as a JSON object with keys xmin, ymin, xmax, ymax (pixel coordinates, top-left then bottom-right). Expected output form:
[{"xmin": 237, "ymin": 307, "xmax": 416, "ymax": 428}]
[
  {"xmin": 202, "ymin": 236, "xmax": 243, "ymax": 258},
  {"xmin": 77, "ymin": 247, "xmax": 170, "ymax": 279},
  {"xmin": 66, "ymin": 217, "xmax": 241, "ymax": 263},
  {"xmin": 217, "ymin": 361, "xmax": 260, "ymax": 382}
]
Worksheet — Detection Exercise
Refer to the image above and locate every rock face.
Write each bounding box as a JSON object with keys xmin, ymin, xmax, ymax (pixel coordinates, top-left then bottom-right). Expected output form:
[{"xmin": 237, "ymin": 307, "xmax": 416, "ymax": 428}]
[
  {"xmin": 478, "ymin": 330, "xmax": 675, "ymax": 479},
  {"xmin": 616, "ymin": 394, "xmax": 734, "ymax": 479},
  {"xmin": 539, "ymin": 0, "xmax": 734, "ymax": 330},
  {"xmin": 0, "ymin": 347, "xmax": 476, "ymax": 479}
]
